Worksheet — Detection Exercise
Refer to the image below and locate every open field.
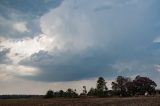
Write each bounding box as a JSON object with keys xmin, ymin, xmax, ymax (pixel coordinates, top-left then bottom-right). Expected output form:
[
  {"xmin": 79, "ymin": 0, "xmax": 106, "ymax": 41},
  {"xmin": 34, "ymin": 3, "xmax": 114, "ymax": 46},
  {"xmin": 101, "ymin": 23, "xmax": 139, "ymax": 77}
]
[{"xmin": 0, "ymin": 96, "xmax": 160, "ymax": 106}]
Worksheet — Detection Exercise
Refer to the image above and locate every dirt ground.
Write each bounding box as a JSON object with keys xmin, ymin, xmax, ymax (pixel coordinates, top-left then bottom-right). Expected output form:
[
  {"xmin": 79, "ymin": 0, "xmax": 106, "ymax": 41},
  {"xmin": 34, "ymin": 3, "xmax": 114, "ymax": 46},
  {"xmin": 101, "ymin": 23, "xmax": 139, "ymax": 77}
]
[{"xmin": 0, "ymin": 96, "xmax": 160, "ymax": 106}]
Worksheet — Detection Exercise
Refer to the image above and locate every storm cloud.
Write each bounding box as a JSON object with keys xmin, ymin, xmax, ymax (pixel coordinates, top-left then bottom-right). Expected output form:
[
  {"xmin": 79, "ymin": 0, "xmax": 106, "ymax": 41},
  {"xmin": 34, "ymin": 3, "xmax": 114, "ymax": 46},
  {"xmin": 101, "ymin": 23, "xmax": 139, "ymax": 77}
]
[
  {"xmin": 0, "ymin": 0, "xmax": 160, "ymax": 94},
  {"xmin": 18, "ymin": 0, "xmax": 160, "ymax": 82}
]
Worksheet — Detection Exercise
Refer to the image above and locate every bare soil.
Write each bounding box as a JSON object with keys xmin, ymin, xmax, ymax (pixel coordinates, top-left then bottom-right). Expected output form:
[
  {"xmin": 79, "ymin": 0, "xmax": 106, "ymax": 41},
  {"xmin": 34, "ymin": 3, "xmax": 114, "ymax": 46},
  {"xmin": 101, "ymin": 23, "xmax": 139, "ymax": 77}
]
[{"xmin": 0, "ymin": 96, "xmax": 159, "ymax": 106}]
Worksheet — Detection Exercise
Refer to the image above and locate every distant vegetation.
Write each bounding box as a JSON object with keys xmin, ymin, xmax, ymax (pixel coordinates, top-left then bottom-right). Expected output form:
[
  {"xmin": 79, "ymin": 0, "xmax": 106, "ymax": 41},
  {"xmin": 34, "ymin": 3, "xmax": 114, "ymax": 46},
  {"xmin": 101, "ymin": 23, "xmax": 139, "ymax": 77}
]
[
  {"xmin": 45, "ymin": 75, "xmax": 160, "ymax": 98},
  {"xmin": 45, "ymin": 88, "xmax": 78, "ymax": 98},
  {"xmin": 0, "ymin": 75, "xmax": 159, "ymax": 99},
  {"xmin": 0, "ymin": 95, "xmax": 43, "ymax": 99}
]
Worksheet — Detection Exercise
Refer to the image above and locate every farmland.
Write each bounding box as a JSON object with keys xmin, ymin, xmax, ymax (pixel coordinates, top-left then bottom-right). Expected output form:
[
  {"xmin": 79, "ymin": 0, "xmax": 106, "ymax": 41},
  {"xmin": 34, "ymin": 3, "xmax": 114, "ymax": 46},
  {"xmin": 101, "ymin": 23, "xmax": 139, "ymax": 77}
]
[{"xmin": 0, "ymin": 96, "xmax": 160, "ymax": 106}]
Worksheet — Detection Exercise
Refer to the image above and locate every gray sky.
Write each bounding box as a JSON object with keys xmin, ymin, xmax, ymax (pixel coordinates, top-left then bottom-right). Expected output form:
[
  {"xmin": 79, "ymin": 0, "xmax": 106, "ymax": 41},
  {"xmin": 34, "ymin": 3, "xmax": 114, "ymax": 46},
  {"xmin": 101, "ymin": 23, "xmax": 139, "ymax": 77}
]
[{"xmin": 0, "ymin": 0, "xmax": 160, "ymax": 94}]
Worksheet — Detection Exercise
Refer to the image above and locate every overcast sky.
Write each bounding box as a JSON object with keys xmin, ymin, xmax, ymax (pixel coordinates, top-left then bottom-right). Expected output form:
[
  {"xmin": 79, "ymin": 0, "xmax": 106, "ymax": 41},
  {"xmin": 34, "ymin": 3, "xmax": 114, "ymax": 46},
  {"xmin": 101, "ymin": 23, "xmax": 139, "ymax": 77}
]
[{"xmin": 0, "ymin": 0, "xmax": 160, "ymax": 94}]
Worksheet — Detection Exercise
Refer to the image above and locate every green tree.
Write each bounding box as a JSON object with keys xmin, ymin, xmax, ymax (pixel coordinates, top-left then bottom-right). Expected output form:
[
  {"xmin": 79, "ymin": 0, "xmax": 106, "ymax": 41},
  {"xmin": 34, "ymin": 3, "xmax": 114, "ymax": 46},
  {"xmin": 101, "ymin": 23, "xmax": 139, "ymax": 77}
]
[
  {"xmin": 59, "ymin": 90, "xmax": 65, "ymax": 97},
  {"xmin": 96, "ymin": 77, "xmax": 107, "ymax": 97},
  {"xmin": 97, "ymin": 77, "xmax": 107, "ymax": 90},
  {"xmin": 45, "ymin": 90, "xmax": 54, "ymax": 98},
  {"xmin": 133, "ymin": 75, "xmax": 157, "ymax": 95},
  {"xmin": 80, "ymin": 86, "xmax": 87, "ymax": 96},
  {"xmin": 87, "ymin": 88, "xmax": 96, "ymax": 96},
  {"xmin": 66, "ymin": 88, "xmax": 78, "ymax": 98},
  {"xmin": 112, "ymin": 76, "xmax": 131, "ymax": 96}
]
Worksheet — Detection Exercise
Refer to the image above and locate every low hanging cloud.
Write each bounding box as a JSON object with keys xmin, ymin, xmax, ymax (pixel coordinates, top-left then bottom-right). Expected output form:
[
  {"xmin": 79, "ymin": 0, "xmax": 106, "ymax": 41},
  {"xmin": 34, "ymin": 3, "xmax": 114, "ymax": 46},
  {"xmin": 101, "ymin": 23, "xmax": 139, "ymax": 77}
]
[{"xmin": 20, "ymin": 50, "xmax": 116, "ymax": 81}]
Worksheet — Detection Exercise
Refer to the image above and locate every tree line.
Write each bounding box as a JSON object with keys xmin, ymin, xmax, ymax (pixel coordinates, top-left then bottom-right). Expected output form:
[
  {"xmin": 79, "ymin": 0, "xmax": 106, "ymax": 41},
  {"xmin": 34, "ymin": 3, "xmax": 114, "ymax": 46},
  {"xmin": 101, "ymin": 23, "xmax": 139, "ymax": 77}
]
[{"xmin": 45, "ymin": 75, "xmax": 159, "ymax": 98}]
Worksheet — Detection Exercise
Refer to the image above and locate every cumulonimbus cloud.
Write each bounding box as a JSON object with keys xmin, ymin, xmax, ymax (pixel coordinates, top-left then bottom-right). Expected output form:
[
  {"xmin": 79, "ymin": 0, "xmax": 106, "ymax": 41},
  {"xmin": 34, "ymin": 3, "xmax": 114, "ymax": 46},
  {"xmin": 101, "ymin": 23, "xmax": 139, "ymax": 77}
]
[
  {"xmin": 1, "ymin": 0, "xmax": 160, "ymax": 83},
  {"xmin": 19, "ymin": 0, "xmax": 160, "ymax": 82}
]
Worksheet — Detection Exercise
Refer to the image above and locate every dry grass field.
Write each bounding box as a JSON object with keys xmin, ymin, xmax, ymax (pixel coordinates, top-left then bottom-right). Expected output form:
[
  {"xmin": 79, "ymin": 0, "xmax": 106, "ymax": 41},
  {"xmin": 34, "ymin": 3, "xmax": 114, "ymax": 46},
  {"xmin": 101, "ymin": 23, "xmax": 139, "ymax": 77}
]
[{"xmin": 0, "ymin": 96, "xmax": 160, "ymax": 106}]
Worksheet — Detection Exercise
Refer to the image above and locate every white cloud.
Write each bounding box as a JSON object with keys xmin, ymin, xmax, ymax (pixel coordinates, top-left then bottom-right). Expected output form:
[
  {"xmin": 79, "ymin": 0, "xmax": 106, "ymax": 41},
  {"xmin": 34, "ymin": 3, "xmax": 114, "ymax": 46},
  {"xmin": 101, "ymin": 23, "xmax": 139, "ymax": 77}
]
[
  {"xmin": 0, "ymin": 64, "xmax": 38, "ymax": 77},
  {"xmin": 0, "ymin": 34, "xmax": 55, "ymax": 63},
  {"xmin": 1, "ymin": 0, "xmax": 154, "ymax": 64},
  {"xmin": 40, "ymin": 0, "xmax": 95, "ymax": 52},
  {"xmin": 39, "ymin": 0, "xmax": 154, "ymax": 53},
  {"xmin": 0, "ymin": 0, "xmax": 156, "ymax": 69},
  {"xmin": 13, "ymin": 22, "xmax": 28, "ymax": 32}
]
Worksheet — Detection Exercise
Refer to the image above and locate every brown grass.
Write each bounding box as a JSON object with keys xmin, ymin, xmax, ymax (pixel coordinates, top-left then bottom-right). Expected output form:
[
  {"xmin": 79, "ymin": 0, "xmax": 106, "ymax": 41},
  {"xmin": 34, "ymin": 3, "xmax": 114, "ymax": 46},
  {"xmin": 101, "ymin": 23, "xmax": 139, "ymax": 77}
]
[{"xmin": 0, "ymin": 96, "xmax": 160, "ymax": 106}]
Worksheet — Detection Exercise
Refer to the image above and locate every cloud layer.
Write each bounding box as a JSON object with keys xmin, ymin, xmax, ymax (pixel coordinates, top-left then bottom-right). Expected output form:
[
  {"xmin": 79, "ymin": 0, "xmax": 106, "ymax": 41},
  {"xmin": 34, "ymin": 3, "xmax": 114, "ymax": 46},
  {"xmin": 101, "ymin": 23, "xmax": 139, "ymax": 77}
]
[{"xmin": 1, "ymin": 0, "xmax": 160, "ymax": 94}]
